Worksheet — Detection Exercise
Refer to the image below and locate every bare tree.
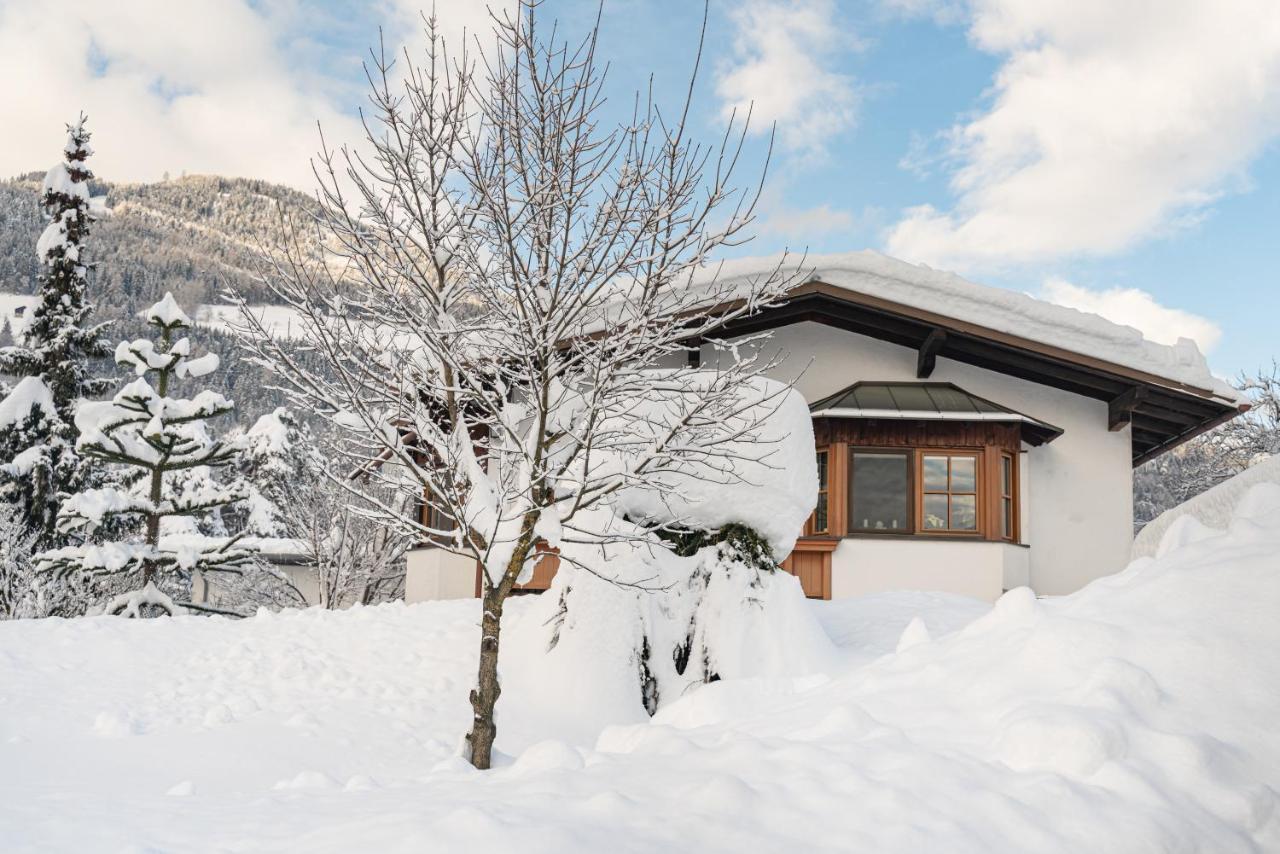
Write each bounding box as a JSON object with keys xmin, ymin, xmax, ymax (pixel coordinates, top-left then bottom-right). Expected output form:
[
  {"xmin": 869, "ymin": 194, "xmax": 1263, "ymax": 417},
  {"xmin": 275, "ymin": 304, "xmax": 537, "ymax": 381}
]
[
  {"xmin": 0, "ymin": 503, "xmax": 38, "ymax": 619},
  {"xmin": 1225, "ymin": 361, "xmax": 1280, "ymax": 462},
  {"xmin": 239, "ymin": 4, "xmax": 797, "ymax": 769},
  {"xmin": 282, "ymin": 477, "xmax": 412, "ymax": 609},
  {"xmin": 1134, "ymin": 361, "xmax": 1280, "ymax": 530}
]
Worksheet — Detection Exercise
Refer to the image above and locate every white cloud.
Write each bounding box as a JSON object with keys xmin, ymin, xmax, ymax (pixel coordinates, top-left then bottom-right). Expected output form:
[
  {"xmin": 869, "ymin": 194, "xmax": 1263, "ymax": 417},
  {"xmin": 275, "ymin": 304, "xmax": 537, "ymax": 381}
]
[
  {"xmin": 0, "ymin": 1, "xmax": 375, "ymax": 188},
  {"xmin": 885, "ymin": 0, "xmax": 1280, "ymax": 272},
  {"xmin": 0, "ymin": 1, "xmax": 505, "ymax": 190},
  {"xmin": 1041, "ymin": 277, "xmax": 1222, "ymax": 353},
  {"xmin": 756, "ymin": 198, "xmax": 858, "ymax": 241},
  {"xmin": 716, "ymin": 0, "xmax": 860, "ymax": 159}
]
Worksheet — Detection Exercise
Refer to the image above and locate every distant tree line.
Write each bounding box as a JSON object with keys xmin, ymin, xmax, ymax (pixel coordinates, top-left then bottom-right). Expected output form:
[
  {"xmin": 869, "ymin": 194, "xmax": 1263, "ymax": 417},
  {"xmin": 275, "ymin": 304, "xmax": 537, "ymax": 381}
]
[{"xmin": 1134, "ymin": 363, "xmax": 1280, "ymax": 530}]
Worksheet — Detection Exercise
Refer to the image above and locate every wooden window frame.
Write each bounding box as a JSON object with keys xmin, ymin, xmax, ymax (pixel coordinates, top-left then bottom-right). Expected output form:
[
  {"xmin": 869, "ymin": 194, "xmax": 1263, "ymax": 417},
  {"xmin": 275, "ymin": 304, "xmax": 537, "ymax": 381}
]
[
  {"xmin": 998, "ymin": 451, "xmax": 1018, "ymax": 542},
  {"xmin": 916, "ymin": 449, "xmax": 983, "ymax": 536},
  {"xmin": 847, "ymin": 447, "xmax": 916, "ymax": 535},
  {"xmin": 808, "ymin": 447, "xmax": 831, "ymax": 535}
]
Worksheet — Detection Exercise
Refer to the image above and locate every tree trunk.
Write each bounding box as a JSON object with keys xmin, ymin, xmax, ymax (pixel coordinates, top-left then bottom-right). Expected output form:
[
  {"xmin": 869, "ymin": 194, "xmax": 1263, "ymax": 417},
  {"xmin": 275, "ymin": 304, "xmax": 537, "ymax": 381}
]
[
  {"xmin": 142, "ymin": 468, "xmax": 163, "ymax": 588},
  {"xmin": 466, "ymin": 586, "xmax": 505, "ymax": 769},
  {"xmin": 465, "ymin": 527, "xmax": 535, "ymax": 770}
]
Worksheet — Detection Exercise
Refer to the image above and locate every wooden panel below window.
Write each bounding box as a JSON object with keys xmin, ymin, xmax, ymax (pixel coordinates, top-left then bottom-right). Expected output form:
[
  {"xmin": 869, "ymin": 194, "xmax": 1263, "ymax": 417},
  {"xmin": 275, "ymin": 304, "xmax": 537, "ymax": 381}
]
[
  {"xmin": 780, "ymin": 538, "xmax": 836, "ymax": 599},
  {"xmin": 472, "ymin": 542, "xmax": 561, "ymax": 597}
]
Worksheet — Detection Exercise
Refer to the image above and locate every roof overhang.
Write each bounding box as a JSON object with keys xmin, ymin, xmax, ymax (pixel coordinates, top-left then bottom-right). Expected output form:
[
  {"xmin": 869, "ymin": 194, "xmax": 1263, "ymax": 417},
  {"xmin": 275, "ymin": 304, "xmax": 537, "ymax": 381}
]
[{"xmin": 708, "ymin": 282, "xmax": 1247, "ymax": 466}]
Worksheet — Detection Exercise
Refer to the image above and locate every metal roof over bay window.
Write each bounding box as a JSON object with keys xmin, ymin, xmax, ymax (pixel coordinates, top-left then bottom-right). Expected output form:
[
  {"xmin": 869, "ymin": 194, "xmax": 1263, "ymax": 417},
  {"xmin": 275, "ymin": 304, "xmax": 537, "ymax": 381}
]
[{"xmin": 808, "ymin": 382, "xmax": 1064, "ymax": 446}]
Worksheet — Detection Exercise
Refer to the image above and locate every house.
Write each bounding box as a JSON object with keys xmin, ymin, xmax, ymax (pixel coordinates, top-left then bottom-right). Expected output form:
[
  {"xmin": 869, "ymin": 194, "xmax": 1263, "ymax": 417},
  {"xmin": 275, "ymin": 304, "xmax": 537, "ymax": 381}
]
[{"xmin": 404, "ymin": 252, "xmax": 1247, "ymax": 603}]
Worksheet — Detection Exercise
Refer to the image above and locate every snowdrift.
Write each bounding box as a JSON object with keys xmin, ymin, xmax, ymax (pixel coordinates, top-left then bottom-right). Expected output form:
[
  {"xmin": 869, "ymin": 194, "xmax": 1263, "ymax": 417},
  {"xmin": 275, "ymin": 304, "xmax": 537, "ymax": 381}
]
[
  {"xmin": 1133, "ymin": 454, "xmax": 1280, "ymax": 558},
  {"xmin": 2, "ymin": 482, "xmax": 1280, "ymax": 851}
]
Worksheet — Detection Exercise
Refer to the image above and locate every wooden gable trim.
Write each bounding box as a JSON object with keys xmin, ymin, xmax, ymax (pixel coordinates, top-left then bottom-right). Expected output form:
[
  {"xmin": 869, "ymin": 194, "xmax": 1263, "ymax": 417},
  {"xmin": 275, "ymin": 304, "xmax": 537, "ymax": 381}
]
[
  {"xmin": 708, "ymin": 285, "xmax": 1244, "ymax": 464},
  {"xmin": 787, "ymin": 281, "xmax": 1224, "ymax": 400}
]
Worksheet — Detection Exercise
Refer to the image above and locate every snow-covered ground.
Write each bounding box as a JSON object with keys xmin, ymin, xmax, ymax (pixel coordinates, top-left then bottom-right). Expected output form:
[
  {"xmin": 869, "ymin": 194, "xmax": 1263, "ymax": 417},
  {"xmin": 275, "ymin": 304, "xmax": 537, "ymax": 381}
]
[
  {"xmin": 193, "ymin": 303, "xmax": 307, "ymax": 340},
  {"xmin": 4, "ymin": 484, "xmax": 1280, "ymax": 852}
]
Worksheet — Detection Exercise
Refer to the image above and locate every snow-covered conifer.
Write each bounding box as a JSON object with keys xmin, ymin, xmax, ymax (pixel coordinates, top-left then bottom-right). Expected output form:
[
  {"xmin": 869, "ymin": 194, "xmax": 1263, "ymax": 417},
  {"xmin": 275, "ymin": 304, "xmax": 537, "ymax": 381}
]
[
  {"xmin": 38, "ymin": 293, "xmax": 253, "ymax": 616},
  {"xmin": 231, "ymin": 407, "xmax": 325, "ymax": 538},
  {"xmin": 0, "ymin": 115, "xmax": 113, "ymax": 547}
]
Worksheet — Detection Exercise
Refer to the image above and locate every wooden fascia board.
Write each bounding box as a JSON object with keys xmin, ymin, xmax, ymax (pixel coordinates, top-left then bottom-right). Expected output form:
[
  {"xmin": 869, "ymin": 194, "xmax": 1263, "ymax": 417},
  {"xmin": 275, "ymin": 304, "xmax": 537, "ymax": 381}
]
[
  {"xmin": 788, "ymin": 281, "xmax": 1225, "ymax": 401},
  {"xmin": 1131, "ymin": 403, "xmax": 1251, "ymax": 467}
]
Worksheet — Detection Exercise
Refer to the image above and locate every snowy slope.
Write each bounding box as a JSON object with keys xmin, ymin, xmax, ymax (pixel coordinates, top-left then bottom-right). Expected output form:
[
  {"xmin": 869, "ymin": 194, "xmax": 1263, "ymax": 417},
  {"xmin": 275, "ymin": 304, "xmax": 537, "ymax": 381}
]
[
  {"xmin": 0, "ymin": 292, "xmax": 36, "ymax": 338},
  {"xmin": 3, "ymin": 484, "xmax": 1280, "ymax": 852},
  {"xmin": 193, "ymin": 303, "xmax": 308, "ymax": 340}
]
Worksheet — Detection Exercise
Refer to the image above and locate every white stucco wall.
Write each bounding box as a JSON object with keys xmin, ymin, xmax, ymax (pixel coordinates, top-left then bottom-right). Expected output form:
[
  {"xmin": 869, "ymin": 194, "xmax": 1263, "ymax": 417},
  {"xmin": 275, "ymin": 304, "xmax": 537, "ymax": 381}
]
[
  {"xmin": 830, "ymin": 539, "xmax": 1028, "ymax": 601},
  {"xmin": 405, "ymin": 547, "xmax": 478, "ymax": 602},
  {"xmin": 703, "ymin": 321, "xmax": 1135, "ymax": 596}
]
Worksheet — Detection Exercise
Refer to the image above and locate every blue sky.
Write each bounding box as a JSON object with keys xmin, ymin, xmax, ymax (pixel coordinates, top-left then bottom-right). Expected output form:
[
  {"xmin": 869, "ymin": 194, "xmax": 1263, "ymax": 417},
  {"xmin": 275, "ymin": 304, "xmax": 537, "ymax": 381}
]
[{"xmin": 2, "ymin": 0, "xmax": 1278, "ymax": 377}]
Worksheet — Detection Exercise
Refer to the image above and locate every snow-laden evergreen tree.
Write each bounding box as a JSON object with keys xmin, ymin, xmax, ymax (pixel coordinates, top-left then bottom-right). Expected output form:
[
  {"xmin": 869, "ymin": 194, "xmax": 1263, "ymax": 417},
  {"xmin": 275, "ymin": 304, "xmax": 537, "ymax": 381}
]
[
  {"xmin": 230, "ymin": 407, "xmax": 325, "ymax": 538},
  {"xmin": 220, "ymin": 409, "xmax": 409, "ymax": 609},
  {"xmin": 38, "ymin": 293, "xmax": 254, "ymax": 616},
  {"xmin": 0, "ymin": 115, "xmax": 113, "ymax": 548}
]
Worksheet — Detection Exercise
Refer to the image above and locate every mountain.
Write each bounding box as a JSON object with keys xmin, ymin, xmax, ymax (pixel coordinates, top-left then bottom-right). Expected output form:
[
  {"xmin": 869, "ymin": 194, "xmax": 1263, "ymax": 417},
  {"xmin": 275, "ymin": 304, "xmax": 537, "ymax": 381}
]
[
  {"xmin": 0, "ymin": 173, "xmax": 315, "ymax": 314},
  {"xmin": 0, "ymin": 173, "xmax": 322, "ymax": 426}
]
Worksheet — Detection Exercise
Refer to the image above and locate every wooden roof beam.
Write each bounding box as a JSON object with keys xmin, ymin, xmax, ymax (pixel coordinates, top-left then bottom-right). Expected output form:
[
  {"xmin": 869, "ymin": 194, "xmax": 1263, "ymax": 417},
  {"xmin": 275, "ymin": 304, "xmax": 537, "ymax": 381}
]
[
  {"xmin": 1109, "ymin": 386, "xmax": 1148, "ymax": 431},
  {"xmin": 916, "ymin": 328, "xmax": 947, "ymax": 379}
]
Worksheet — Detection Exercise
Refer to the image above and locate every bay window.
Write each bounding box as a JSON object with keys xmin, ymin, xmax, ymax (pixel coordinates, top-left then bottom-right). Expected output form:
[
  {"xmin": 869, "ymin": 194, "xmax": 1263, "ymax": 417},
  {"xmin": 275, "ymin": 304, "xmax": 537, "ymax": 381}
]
[{"xmin": 814, "ymin": 443, "xmax": 1019, "ymax": 542}]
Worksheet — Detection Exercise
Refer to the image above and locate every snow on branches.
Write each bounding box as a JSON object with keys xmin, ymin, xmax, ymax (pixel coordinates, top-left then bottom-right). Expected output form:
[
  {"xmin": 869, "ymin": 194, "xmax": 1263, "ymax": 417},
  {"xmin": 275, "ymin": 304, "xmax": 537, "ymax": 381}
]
[
  {"xmin": 0, "ymin": 113, "xmax": 113, "ymax": 548},
  {"xmin": 38, "ymin": 293, "xmax": 254, "ymax": 616},
  {"xmin": 240, "ymin": 4, "xmax": 803, "ymax": 767}
]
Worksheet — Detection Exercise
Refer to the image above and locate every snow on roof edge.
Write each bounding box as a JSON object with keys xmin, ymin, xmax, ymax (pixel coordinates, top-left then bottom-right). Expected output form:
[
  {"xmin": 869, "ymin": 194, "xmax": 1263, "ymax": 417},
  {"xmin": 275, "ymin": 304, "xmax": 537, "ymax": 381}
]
[{"xmin": 697, "ymin": 251, "xmax": 1244, "ymax": 405}]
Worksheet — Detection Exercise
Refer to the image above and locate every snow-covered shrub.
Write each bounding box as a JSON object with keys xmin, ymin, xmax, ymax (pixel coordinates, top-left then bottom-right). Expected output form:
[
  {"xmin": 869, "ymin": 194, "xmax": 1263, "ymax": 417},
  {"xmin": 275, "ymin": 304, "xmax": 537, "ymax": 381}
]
[
  {"xmin": 227, "ymin": 407, "xmax": 325, "ymax": 539},
  {"xmin": 500, "ymin": 381, "xmax": 832, "ymax": 735}
]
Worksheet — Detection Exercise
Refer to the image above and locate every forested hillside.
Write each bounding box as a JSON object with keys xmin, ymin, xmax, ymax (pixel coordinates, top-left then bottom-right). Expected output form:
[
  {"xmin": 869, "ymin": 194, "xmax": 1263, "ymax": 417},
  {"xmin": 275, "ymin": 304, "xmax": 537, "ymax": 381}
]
[
  {"xmin": 0, "ymin": 173, "xmax": 320, "ymax": 424},
  {"xmin": 0, "ymin": 173, "xmax": 313, "ymax": 311}
]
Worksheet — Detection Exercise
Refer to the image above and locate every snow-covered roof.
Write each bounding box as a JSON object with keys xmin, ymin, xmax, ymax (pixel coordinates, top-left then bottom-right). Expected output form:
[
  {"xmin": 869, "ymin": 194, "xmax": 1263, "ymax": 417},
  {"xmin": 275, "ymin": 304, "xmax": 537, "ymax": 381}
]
[{"xmin": 697, "ymin": 251, "xmax": 1243, "ymax": 405}]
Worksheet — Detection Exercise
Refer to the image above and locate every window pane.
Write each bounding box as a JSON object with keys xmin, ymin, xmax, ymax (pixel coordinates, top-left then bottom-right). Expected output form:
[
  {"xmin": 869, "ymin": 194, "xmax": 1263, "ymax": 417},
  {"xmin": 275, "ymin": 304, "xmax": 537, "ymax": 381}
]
[
  {"xmin": 951, "ymin": 494, "xmax": 978, "ymax": 530},
  {"xmin": 1001, "ymin": 497, "xmax": 1012, "ymax": 539},
  {"xmin": 951, "ymin": 456, "xmax": 976, "ymax": 492},
  {"xmin": 922, "ymin": 455, "xmax": 948, "ymax": 491},
  {"xmin": 922, "ymin": 493, "xmax": 948, "ymax": 530},
  {"xmin": 816, "ymin": 451, "xmax": 828, "ymax": 490},
  {"xmin": 1001, "ymin": 455, "xmax": 1013, "ymax": 494},
  {"xmin": 852, "ymin": 453, "xmax": 909, "ymax": 531},
  {"xmin": 814, "ymin": 494, "xmax": 828, "ymax": 533}
]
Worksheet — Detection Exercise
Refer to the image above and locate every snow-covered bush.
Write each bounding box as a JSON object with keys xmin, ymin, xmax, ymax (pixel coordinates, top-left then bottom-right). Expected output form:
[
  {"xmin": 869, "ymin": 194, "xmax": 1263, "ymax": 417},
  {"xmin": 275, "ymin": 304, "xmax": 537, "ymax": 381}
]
[
  {"xmin": 216, "ymin": 408, "xmax": 411, "ymax": 610},
  {"xmin": 228, "ymin": 407, "xmax": 325, "ymax": 539},
  {"xmin": 501, "ymin": 381, "xmax": 829, "ymax": 734},
  {"xmin": 38, "ymin": 294, "xmax": 254, "ymax": 616}
]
